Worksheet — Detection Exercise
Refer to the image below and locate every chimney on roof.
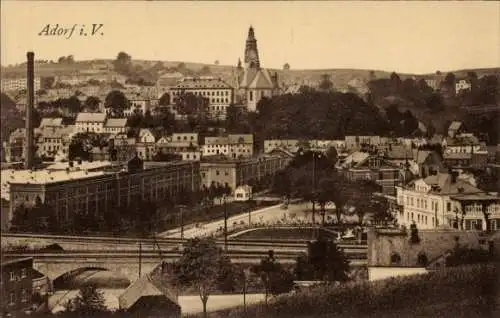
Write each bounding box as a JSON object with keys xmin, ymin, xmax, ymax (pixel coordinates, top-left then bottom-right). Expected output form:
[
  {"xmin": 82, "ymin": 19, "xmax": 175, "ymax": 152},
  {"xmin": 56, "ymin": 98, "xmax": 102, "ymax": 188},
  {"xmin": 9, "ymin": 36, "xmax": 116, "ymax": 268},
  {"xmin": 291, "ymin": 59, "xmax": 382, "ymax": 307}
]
[{"xmin": 25, "ymin": 52, "xmax": 35, "ymax": 170}]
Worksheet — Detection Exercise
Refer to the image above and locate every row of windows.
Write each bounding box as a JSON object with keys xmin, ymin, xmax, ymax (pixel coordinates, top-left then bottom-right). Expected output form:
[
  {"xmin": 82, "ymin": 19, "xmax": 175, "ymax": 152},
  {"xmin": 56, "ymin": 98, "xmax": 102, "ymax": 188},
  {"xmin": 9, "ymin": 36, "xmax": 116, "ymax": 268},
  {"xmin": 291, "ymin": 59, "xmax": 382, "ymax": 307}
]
[
  {"xmin": 172, "ymin": 90, "xmax": 230, "ymax": 97},
  {"xmin": 9, "ymin": 268, "xmax": 28, "ymax": 281},
  {"xmin": 8, "ymin": 290, "xmax": 29, "ymax": 305},
  {"xmin": 406, "ymin": 211, "xmax": 434, "ymax": 226},
  {"xmin": 405, "ymin": 196, "xmax": 440, "ymax": 212},
  {"xmin": 205, "ymin": 144, "xmax": 251, "ymax": 149},
  {"xmin": 204, "ymin": 149, "xmax": 251, "ymax": 154}
]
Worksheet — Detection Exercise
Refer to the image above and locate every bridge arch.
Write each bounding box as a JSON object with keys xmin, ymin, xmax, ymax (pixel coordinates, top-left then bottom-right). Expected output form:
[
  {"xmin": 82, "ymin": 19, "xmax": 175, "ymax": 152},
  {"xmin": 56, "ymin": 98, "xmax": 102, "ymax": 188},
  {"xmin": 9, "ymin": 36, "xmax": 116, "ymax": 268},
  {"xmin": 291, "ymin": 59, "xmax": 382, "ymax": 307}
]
[
  {"xmin": 33, "ymin": 259, "xmax": 158, "ymax": 284},
  {"xmin": 52, "ymin": 267, "xmax": 132, "ymax": 290}
]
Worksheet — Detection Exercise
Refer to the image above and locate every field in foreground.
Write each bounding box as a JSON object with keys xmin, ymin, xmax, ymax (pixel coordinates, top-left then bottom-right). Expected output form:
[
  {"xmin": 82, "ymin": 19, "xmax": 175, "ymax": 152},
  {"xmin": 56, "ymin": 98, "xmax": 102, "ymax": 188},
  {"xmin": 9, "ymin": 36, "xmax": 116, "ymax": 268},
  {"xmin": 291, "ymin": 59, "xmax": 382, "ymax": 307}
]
[{"xmin": 196, "ymin": 263, "xmax": 499, "ymax": 318}]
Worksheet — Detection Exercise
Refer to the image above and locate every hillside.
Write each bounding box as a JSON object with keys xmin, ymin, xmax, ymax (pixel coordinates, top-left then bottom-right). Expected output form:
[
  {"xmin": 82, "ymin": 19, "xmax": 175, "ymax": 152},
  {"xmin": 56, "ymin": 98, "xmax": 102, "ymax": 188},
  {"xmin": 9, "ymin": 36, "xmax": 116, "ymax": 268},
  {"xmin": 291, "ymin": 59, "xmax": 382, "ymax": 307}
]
[{"xmin": 2, "ymin": 58, "xmax": 499, "ymax": 90}]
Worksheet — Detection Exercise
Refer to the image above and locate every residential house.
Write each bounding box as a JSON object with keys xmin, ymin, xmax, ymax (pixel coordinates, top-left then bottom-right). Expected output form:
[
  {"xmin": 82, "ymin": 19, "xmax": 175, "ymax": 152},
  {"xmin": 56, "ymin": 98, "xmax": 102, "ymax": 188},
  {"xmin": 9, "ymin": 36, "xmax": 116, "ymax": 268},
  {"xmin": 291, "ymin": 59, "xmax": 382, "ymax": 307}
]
[
  {"xmin": 203, "ymin": 134, "xmax": 254, "ymax": 159},
  {"xmin": 1, "ymin": 257, "xmax": 34, "ymax": 317},
  {"xmin": 343, "ymin": 153, "xmax": 404, "ymax": 196},
  {"xmin": 455, "ymin": 79, "xmax": 472, "ymax": 94},
  {"xmin": 345, "ymin": 136, "xmax": 383, "ymax": 151},
  {"xmin": 103, "ymin": 118, "xmax": 128, "ymax": 134},
  {"xmin": 336, "ymin": 151, "xmax": 370, "ymax": 170},
  {"xmin": 383, "ymin": 145, "xmax": 414, "ymax": 167},
  {"xmin": 263, "ymin": 139, "xmax": 300, "ymax": 154},
  {"xmin": 411, "ymin": 150, "xmax": 445, "ymax": 178},
  {"xmin": 395, "ymin": 172, "xmax": 485, "ymax": 230},
  {"xmin": 136, "ymin": 129, "xmax": 158, "ymax": 160},
  {"xmin": 447, "ymin": 121, "xmax": 466, "ymax": 138},
  {"xmin": 122, "ymin": 92, "xmax": 154, "ymax": 117},
  {"xmin": 442, "ymin": 134, "xmax": 483, "ymax": 154},
  {"xmin": 119, "ymin": 264, "xmax": 181, "ymax": 318},
  {"xmin": 156, "ymin": 133, "xmax": 200, "ymax": 161},
  {"xmin": 234, "ymin": 185, "xmax": 252, "ymax": 201},
  {"xmin": 39, "ymin": 117, "xmax": 63, "ymax": 129},
  {"xmin": 450, "ymin": 193, "xmax": 500, "ymax": 231},
  {"xmin": 3, "ymin": 128, "xmax": 27, "ymax": 163},
  {"xmin": 74, "ymin": 112, "xmax": 106, "ymax": 133},
  {"xmin": 37, "ymin": 126, "xmax": 74, "ymax": 159}
]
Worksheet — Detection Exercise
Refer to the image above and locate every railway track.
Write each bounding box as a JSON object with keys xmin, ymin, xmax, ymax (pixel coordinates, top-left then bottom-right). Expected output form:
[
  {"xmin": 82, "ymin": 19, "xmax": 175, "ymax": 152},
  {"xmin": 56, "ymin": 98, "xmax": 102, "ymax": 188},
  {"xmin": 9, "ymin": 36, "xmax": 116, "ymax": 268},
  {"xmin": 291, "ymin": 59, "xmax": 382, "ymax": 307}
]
[{"xmin": 1, "ymin": 232, "xmax": 367, "ymax": 247}]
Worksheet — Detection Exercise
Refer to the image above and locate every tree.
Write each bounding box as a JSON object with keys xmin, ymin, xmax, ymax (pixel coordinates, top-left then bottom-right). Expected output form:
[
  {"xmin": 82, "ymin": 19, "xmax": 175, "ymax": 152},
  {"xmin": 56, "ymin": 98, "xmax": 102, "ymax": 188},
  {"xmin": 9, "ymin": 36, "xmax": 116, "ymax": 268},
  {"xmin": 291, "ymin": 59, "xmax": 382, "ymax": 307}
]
[
  {"xmin": 113, "ymin": 51, "xmax": 133, "ymax": 75},
  {"xmin": 272, "ymin": 170, "xmax": 292, "ymax": 204},
  {"xmin": 318, "ymin": 74, "xmax": 333, "ymax": 92},
  {"xmin": 84, "ymin": 96, "xmax": 101, "ymax": 112},
  {"xmin": 330, "ymin": 178, "xmax": 350, "ymax": 224},
  {"xmin": 158, "ymin": 92, "xmax": 171, "ymax": 106},
  {"xmin": 283, "ymin": 63, "xmax": 290, "ymax": 70},
  {"xmin": 67, "ymin": 95, "xmax": 82, "ymax": 114},
  {"xmin": 370, "ymin": 196, "xmax": 393, "ymax": 226},
  {"xmin": 347, "ymin": 180, "xmax": 381, "ymax": 224},
  {"xmin": 71, "ymin": 284, "xmax": 107, "ymax": 315},
  {"xmin": 409, "ymin": 222, "xmax": 421, "ymax": 244},
  {"xmin": 199, "ymin": 66, "xmax": 211, "ymax": 75},
  {"xmin": 252, "ymin": 250, "xmax": 293, "ymax": 304},
  {"xmin": 325, "ymin": 146, "xmax": 338, "ymax": 166},
  {"xmin": 105, "ymin": 90, "xmax": 129, "ymax": 117},
  {"xmin": 297, "ymin": 236, "xmax": 350, "ymax": 281},
  {"xmin": 173, "ymin": 238, "xmax": 234, "ymax": 318}
]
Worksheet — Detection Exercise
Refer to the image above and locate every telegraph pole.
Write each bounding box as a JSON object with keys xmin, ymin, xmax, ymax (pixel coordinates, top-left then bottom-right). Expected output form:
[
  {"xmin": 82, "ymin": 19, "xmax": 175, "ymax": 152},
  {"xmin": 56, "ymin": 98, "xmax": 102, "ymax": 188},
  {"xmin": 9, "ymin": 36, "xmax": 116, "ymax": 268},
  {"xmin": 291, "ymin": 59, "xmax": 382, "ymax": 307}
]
[
  {"xmin": 224, "ymin": 195, "xmax": 228, "ymax": 252},
  {"xmin": 180, "ymin": 206, "xmax": 184, "ymax": 240},
  {"xmin": 138, "ymin": 242, "xmax": 142, "ymax": 279}
]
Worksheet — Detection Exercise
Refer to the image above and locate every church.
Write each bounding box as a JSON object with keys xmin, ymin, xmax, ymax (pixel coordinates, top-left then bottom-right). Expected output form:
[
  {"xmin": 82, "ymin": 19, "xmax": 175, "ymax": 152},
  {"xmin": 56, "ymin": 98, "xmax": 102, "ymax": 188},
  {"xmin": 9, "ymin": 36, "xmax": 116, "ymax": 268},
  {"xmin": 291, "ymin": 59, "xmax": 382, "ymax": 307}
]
[{"xmin": 234, "ymin": 26, "xmax": 281, "ymax": 112}]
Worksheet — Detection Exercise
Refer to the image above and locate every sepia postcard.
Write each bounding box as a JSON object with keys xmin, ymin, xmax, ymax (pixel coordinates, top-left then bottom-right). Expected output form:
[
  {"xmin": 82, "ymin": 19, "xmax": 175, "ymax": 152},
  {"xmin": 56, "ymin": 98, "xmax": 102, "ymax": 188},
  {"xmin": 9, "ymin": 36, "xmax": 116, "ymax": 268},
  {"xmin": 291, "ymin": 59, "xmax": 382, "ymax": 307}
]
[{"xmin": 1, "ymin": 1, "xmax": 499, "ymax": 317}]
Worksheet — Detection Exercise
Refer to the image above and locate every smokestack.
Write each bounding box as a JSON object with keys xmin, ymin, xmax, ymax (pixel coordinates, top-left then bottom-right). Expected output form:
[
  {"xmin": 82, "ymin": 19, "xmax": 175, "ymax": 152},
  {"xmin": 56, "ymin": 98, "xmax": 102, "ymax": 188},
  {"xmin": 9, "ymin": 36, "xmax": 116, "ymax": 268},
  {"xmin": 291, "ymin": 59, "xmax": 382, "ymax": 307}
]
[{"xmin": 25, "ymin": 51, "xmax": 35, "ymax": 170}]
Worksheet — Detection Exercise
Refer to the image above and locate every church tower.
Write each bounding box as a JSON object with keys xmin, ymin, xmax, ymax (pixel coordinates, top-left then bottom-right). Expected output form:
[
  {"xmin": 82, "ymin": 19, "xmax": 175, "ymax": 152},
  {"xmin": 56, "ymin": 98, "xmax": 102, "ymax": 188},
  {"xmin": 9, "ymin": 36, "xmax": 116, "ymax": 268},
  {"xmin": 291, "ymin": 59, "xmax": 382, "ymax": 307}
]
[{"xmin": 244, "ymin": 26, "xmax": 260, "ymax": 69}]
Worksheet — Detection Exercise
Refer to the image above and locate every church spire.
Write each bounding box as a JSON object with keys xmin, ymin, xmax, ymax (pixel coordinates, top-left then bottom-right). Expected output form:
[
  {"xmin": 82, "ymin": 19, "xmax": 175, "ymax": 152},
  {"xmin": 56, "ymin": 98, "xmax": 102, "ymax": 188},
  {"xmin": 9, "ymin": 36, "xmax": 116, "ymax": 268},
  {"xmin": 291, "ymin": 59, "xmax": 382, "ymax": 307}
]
[
  {"xmin": 244, "ymin": 25, "xmax": 260, "ymax": 69},
  {"xmin": 248, "ymin": 25, "xmax": 255, "ymax": 40}
]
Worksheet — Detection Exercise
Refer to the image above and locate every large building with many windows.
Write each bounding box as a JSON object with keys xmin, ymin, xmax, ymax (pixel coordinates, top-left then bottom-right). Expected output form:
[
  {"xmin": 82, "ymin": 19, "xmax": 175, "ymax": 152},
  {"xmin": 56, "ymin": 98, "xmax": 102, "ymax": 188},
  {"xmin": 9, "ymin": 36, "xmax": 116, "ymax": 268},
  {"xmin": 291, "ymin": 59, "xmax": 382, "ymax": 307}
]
[
  {"xmin": 1, "ymin": 77, "xmax": 41, "ymax": 92},
  {"xmin": 203, "ymin": 134, "xmax": 254, "ymax": 159},
  {"xmin": 394, "ymin": 172, "xmax": 498, "ymax": 230},
  {"xmin": 6, "ymin": 159, "xmax": 200, "ymax": 229},
  {"xmin": 169, "ymin": 76, "xmax": 233, "ymax": 120},
  {"xmin": 199, "ymin": 152, "xmax": 292, "ymax": 192}
]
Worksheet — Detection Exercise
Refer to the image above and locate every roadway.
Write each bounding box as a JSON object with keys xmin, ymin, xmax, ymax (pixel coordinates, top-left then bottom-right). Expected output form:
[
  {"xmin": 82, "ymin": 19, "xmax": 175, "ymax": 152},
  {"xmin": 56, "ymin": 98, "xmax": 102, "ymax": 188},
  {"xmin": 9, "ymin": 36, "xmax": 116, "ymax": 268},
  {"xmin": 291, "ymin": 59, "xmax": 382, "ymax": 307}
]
[{"xmin": 157, "ymin": 201, "xmax": 329, "ymax": 239}]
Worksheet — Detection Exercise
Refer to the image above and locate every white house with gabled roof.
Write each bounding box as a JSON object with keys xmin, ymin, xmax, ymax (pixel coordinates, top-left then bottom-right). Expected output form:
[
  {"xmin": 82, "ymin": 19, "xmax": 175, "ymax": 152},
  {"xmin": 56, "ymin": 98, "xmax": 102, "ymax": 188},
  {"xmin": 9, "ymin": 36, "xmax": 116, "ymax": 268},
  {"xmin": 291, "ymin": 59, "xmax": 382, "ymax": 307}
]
[{"xmin": 75, "ymin": 112, "xmax": 107, "ymax": 133}]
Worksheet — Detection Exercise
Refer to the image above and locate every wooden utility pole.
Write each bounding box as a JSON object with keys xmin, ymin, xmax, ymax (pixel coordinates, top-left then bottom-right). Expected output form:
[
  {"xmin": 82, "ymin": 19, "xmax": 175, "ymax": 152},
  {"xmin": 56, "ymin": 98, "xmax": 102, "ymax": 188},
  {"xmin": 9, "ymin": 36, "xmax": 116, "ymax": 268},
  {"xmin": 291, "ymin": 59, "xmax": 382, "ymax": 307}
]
[{"xmin": 138, "ymin": 242, "xmax": 142, "ymax": 279}]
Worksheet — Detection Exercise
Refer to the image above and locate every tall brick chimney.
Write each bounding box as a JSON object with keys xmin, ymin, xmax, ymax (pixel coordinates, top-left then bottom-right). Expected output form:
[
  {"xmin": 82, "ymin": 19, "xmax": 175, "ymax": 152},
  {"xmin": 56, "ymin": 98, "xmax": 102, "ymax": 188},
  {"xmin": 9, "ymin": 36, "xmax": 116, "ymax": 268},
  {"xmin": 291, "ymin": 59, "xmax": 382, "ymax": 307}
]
[{"xmin": 25, "ymin": 51, "xmax": 35, "ymax": 170}]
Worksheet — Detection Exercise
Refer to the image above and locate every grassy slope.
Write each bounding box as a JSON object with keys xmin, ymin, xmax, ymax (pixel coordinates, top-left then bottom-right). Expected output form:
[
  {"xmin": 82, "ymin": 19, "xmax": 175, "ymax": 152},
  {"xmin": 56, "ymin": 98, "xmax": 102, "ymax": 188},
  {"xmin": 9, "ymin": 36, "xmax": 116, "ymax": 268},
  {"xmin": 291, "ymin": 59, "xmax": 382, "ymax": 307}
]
[{"xmin": 199, "ymin": 263, "xmax": 499, "ymax": 318}]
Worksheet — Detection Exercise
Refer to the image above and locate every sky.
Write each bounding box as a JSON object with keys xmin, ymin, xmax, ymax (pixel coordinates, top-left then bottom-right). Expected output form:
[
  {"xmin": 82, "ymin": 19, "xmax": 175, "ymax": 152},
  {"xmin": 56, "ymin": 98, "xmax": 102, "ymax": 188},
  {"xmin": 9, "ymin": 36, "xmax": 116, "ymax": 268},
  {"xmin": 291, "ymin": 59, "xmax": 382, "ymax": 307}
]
[{"xmin": 1, "ymin": 1, "xmax": 499, "ymax": 74}]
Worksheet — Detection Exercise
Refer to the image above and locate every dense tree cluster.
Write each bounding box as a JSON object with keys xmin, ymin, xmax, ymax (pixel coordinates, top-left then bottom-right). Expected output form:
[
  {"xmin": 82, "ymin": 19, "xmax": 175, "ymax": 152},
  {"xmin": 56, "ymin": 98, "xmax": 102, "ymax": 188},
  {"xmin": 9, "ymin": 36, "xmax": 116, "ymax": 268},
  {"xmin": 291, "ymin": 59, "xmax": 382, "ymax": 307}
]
[
  {"xmin": 254, "ymin": 91, "xmax": 390, "ymax": 141},
  {"xmin": 38, "ymin": 95, "xmax": 83, "ymax": 114},
  {"xmin": 271, "ymin": 150, "xmax": 393, "ymax": 225},
  {"xmin": 367, "ymin": 71, "xmax": 500, "ymax": 143}
]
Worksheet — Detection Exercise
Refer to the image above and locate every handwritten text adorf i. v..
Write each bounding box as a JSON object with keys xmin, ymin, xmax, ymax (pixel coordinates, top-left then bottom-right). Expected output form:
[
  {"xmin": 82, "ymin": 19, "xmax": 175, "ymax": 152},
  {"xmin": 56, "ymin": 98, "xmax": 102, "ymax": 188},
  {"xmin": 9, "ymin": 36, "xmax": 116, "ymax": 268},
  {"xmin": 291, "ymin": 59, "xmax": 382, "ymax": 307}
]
[{"xmin": 38, "ymin": 24, "xmax": 104, "ymax": 39}]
